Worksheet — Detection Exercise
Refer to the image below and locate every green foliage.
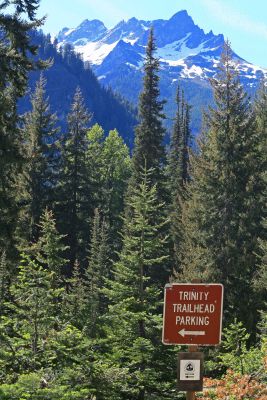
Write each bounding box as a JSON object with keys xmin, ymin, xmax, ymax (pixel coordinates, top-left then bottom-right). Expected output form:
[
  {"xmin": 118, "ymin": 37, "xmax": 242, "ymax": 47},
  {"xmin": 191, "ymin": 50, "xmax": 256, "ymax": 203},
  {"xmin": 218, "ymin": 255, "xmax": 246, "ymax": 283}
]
[
  {"xmin": 86, "ymin": 123, "xmax": 106, "ymax": 210},
  {"xmin": 0, "ymin": 252, "xmax": 9, "ymax": 316},
  {"xmin": 86, "ymin": 124, "xmax": 131, "ymax": 238},
  {"xmin": 102, "ymin": 129, "xmax": 132, "ymax": 231},
  {"xmin": 62, "ymin": 261, "xmax": 88, "ymax": 330},
  {"xmin": 132, "ymin": 28, "xmax": 166, "ymax": 191},
  {"xmin": 104, "ymin": 168, "xmax": 176, "ymax": 399},
  {"xmin": 57, "ymin": 87, "xmax": 91, "ymax": 266},
  {"xmin": 0, "ymin": 1, "xmax": 47, "ymax": 260},
  {"xmin": 84, "ymin": 208, "xmax": 110, "ymax": 337},
  {"xmin": 178, "ymin": 42, "xmax": 266, "ymax": 334},
  {"xmin": 0, "ymin": 0, "xmax": 46, "ymax": 97},
  {"xmin": 0, "ymin": 14, "xmax": 266, "ymax": 399},
  {"xmin": 254, "ymin": 218, "xmax": 267, "ymax": 319},
  {"xmin": 0, "ymin": 255, "xmax": 63, "ymax": 378},
  {"xmin": 128, "ymin": 30, "xmax": 172, "ymax": 290},
  {"xmin": 17, "ymin": 75, "xmax": 61, "ymax": 243},
  {"xmin": 253, "ymin": 81, "xmax": 267, "ymax": 311},
  {"xmin": 0, "ymin": 371, "xmax": 93, "ymax": 400},
  {"xmin": 0, "ymin": 87, "xmax": 21, "ymax": 260},
  {"xmin": 28, "ymin": 209, "xmax": 69, "ymax": 279},
  {"xmin": 219, "ymin": 319, "xmax": 263, "ymax": 375},
  {"xmin": 168, "ymin": 85, "xmax": 191, "ymax": 192},
  {"xmin": 57, "ymin": 120, "xmax": 131, "ymax": 269},
  {"xmin": 0, "ymin": 253, "xmax": 95, "ymax": 395},
  {"xmin": 167, "ymin": 85, "xmax": 192, "ymax": 272}
]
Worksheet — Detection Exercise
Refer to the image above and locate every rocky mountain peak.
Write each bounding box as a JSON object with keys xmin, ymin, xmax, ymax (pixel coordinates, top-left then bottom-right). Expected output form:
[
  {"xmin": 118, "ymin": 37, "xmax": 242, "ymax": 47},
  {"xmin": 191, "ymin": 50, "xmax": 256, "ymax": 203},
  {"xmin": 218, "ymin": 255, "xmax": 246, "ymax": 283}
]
[
  {"xmin": 58, "ymin": 18, "xmax": 107, "ymax": 45},
  {"xmin": 56, "ymin": 10, "xmax": 266, "ymax": 96}
]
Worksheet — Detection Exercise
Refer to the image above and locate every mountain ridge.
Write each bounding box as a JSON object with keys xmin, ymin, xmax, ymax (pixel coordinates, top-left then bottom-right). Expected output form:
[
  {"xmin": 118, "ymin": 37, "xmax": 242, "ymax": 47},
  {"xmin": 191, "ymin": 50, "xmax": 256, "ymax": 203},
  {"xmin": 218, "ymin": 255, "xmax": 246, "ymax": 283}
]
[
  {"xmin": 19, "ymin": 31, "xmax": 137, "ymax": 147},
  {"xmin": 56, "ymin": 10, "xmax": 267, "ymax": 133}
]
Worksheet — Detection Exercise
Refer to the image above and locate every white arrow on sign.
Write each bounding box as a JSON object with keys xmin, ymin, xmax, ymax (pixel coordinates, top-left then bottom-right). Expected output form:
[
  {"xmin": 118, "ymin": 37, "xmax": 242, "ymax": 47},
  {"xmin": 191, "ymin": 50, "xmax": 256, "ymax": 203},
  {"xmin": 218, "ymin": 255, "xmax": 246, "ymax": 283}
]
[{"xmin": 178, "ymin": 329, "xmax": 205, "ymax": 337}]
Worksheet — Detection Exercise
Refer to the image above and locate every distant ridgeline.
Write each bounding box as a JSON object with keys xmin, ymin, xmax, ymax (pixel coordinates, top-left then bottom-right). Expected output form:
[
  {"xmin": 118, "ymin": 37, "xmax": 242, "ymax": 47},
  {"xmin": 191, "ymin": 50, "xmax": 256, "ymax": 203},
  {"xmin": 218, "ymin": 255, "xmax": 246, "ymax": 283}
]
[
  {"xmin": 18, "ymin": 30, "xmax": 137, "ymax": 148},
  {"xmin": 56, "ymin": 10, "xmax": 267, "ymax": 135}
]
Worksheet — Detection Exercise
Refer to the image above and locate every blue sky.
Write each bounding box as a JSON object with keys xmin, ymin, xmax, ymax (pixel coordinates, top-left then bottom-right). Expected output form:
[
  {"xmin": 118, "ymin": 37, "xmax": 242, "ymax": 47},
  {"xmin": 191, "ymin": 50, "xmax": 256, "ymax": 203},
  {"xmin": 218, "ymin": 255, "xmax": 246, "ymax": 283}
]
[{"xmin": 38, "ymin": 0, "xmax": 267, "ymax": 68}]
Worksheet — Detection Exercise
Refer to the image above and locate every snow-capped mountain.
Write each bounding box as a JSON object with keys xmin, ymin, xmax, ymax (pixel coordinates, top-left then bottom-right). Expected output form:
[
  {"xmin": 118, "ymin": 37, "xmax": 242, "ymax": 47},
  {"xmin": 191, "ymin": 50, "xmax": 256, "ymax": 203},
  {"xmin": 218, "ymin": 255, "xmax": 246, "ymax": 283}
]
[
  {"xmin": 57, "ymin": 19, "xmax": 107, "ymax": 45},
  {"xmin": 56, "ymin": 10, "xmax": 267, "ymax": 132}
]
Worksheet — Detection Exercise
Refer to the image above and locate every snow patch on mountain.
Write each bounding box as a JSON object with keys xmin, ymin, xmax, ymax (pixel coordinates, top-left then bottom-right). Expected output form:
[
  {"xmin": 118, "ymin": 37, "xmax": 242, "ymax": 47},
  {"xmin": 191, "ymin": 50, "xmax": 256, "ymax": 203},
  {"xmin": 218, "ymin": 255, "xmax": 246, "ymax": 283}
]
[
  {"xmin": 124, "ymin": 37, "xmax": 139, "ymax": 45},
  {"xmin": 181, "ymin": 65, "xmax": 204, "ymax": 79},
  {"xmin": 64, "ymin": 28, "xmax": 76, "ymax": 36},
  {"xmin": 141, "ymin": 24, "xmax": 150, "ymax": 31},
  {"xmin": 157, "ymin": 34, "xmax": 212, "ymax": 65},
  {"xmin": 76, "ymin": 41, "xmax": 119, "ymax": 64},
  {"xmin": 239, "ymin": 62, "xmax": 266, "ymax": 76}
]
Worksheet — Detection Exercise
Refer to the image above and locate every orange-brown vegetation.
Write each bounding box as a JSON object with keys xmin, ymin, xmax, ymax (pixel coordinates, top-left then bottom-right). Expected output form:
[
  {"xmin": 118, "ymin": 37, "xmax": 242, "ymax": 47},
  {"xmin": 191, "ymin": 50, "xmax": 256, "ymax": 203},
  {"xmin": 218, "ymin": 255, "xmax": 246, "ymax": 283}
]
[{"xmin": 197, "ymin": 369, "xmax": 267, "ymax": 400}]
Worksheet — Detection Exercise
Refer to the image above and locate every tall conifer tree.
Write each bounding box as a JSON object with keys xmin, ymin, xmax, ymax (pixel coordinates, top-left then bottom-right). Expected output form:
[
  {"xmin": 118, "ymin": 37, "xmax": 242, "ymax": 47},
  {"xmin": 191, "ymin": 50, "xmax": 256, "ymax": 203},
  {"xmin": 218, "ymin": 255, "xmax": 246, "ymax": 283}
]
[
  {"xmin": 178, "ymin": 42, "xmax": 265, "ymax": 333},
  {"xmin": 253, "ymin": 80, "xmax": 267, "ymax": 313},
  {"xmin": 104, "ymin": 168, "xmax": 176, "ymax": 399},
  {"xmin": 168, "ymin": 86, "xmax": 191, "ymax": 191},
  {"xmin": 132, "ymin": 28, "xmax": 166, "ymax": 190},
  {"xmin": 130, "ymin": 29, "xmax": 171, "ymax": 285},
  {"xmin": 0, "ymin": 255, "xmax": 62, "ymax": 375},
  {"xmin": 168, "ymin": 85, "xmax": 191, "ymax": 271},
  {"xmin": 0, "ymin": 251, "xmax": 9, "ymax": 317},
  {"xmin": 84, "ymin": 208, "xmax": 110, "ymax": 337},
  {"xmin": 63, "ymin": 260, "xmax": 88, "ymax": 330},
  {"xmin": 0, "ymin": 1, "xmax": 46, "ymax": 259},
  {"xmin": 57, "ymin": 87, "xmax": 91, "ymax": 267},
  {"xmin": 86, "ymin": 125, "xmax": 131, "ymax": 242},
  {"xmin": 17, "ymin": 75, "xmax": 60, "ymax": 242}
]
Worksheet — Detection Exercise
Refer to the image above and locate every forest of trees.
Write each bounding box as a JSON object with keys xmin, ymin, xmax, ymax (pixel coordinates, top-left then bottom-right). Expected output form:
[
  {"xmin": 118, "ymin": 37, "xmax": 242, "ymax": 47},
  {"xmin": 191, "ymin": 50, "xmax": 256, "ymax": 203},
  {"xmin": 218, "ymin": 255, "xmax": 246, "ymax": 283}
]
[{"xmin": 0, "ymin": 1, "xmax": 266, "ymax": 399}]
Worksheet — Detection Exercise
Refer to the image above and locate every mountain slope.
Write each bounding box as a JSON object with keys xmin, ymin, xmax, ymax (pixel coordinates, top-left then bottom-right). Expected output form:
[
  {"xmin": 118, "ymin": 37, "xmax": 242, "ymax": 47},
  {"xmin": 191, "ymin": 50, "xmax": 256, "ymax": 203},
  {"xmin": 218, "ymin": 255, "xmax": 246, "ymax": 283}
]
[
  {"xmin": 19, "ymin": 31, "xmax": 137, "ymax": 147},
  {"xmin": 56, "ymin": 10, "xmax": 267, "ymax": 133}
]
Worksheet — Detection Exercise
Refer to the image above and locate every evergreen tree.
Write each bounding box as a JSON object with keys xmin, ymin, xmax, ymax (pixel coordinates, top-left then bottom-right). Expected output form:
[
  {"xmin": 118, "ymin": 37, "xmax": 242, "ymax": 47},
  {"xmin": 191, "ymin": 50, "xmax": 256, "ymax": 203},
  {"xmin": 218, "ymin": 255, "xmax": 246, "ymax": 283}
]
[
  {"xmin": 0, "ymin": 258, "xmax": 94, "ymax": 397},
  {"xmin": 85, "ymin": 208, "xmax": 110, "ymax": 337},
  {"xmin": 0, "ymin": 255, "xmax": 63, "ymax": 376},
  {"xmin": 178, "ymin": 42, "xmax": 266, "ymax": 333},
  {"xmin": 253, "ymin": 218, "xmax": 267, "ymax": 333},
  {"xmin": 0, "ymin": 88, "xmax": 21, "ymax": 259},
  {"xmin": 28, "ymin": 209, "xmax": 69, "ymax": 283},
  {"xmin": 102, "ymin": 129, "xmax": 132, "ymax": 239},
  {"xmin": 129, "ymin": 30, "xmax": 171, "ymax": 285},
  {"xmin": 132, "ymin": 28, "xmax": 166, "ymax": 190},
  {"xmin": 63, "ymin": 260, "xmax": 88, "ymax": 330},
  {"xmin": 253, "ymin": 81, "xmax": 267, "ymax": 317},
  {"xmin": 104, "ymin": 168, "xmax": 176, "ymax": 400},
  {"xmin": 86, "ymin": 124, "xmax": 106, "ymax": 214},
  {"xmin": 57, "ymin": 87, "xmax": 92, "ymax": 267},
  {"xmin": 254, "ymin": 219, "xmax": 267, "ymax": 296},
  {"xmin": 168, "ymin": 86, "xmax": 191, "ymax": 191},
  {"xmin": 0, "ymin": 251, "xmax": 9, "ymax": 317},
  {"xmin": 63, "ymin": 209, "xmax": 110, "ymax": 336},
  {"xmin": 167, "ymin": 85, "xmax": 191, "ymax": 272},
  {"xmin": 86, "ymin": 124, "xmax": 131, "ymax": 252},
  {"xmin": 0, "ymin": 0, "xmax": 45, "ymax": 97},
  {"xmin": 0, "ymin": 1, "xmax": 46, "ymax": 259},
  {"xmin": 17, "ymin": 75, "xmax": 61, "ymax": 242},
  {"xmin": 254, "ymin": 80, "xmax": 267, "ymax": 144}
]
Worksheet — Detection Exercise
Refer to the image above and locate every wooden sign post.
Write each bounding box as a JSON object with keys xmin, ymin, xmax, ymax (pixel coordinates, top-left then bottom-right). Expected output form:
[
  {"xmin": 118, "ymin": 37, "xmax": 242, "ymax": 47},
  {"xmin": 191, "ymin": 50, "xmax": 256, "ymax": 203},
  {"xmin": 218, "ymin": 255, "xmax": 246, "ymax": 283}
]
[
  {"xmin": 162, "ymin": 283, "xmax": 224, "ymax": 398},
  {"xmin": 188, "ymin": 346, "xmax": 196, "ymax": 400}
]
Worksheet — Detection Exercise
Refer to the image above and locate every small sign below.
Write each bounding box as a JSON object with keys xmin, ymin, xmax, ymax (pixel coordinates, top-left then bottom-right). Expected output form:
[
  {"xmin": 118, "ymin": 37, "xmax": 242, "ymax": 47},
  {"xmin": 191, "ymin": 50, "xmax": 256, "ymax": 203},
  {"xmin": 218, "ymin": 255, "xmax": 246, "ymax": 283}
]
[
  {"xmin": 180, "ymin": 359, "xmax": 200, "ymax": 381},
  {"xmin": 177, "ymin": 352, "xmax": 204, "ymax": 392}
]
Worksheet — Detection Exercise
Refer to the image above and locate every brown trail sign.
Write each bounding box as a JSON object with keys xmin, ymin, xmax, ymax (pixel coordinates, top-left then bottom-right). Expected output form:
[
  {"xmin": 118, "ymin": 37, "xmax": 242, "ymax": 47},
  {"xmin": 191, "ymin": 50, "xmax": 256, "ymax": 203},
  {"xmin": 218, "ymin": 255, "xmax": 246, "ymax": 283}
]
[{"xmin": 162, "ymin": 283, "xmax": 224, "ymax": 346}]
